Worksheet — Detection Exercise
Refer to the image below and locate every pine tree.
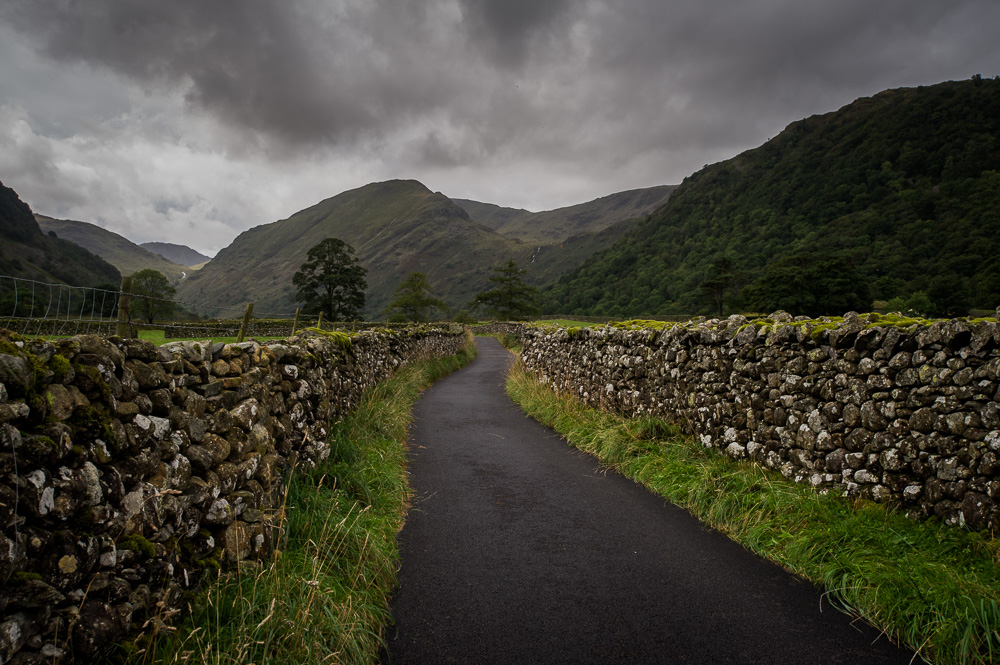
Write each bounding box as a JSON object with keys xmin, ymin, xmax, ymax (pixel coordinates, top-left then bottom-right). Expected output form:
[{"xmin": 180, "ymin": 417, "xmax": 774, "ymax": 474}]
[
  {"xmin": 471, "ymin": 260, "xmax": 540, "ymax": 321},
  {"xmin": 385, "ymin": 272, "xmax": 448, "ymax": 322}
]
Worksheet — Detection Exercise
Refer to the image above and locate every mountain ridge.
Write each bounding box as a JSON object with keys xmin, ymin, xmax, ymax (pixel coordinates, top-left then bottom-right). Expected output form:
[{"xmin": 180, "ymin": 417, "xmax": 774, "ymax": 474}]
[
  {"xmin": 0, "ymin": 182, "xmax": 121, "ymax": 289},
  {"xmin": 35, "ymin": 215, "xmax": 188, "ymax": 282},
  {"xmin": 141, "ymin": 242, "xmax": 210, "ymax": 268},
  {"xmin": 453, "ymin": 184, "xmax": 675, "ymax": 243},
  {"xmin": 543, "ymin": 77, "xmax": 1000, "ymax": 318},
  {"xmin": 175, "ymin": 179, "xmax": 670, "ymax": 319}
]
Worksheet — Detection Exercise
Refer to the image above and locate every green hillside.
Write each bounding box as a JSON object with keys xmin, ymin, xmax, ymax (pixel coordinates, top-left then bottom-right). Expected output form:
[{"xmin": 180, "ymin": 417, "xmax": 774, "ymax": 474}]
[
  {"xmin": 0, "ymin": 181, "xmax": 121, "ymax": 288},
  {"xmin": 140, "ymin": 242, "xmax": 210, "ymax": 268},
  {"xmin": 176, "ymin": 180, "xmax": 674, "ymax": 320},
  {"xmin": 36, "ymin": 216, "xmax": 188, "ymax": 282},
  {"xmin": 544, "ymin": 78, "xmax": 1000, "ymax": 318},
  {"xmin": 454, "ymin": 185, "xmax": 675, "ymax": 244},
  {"xmin": 176, "ymin": 180, "xmax": 535, "ymax": 319}
]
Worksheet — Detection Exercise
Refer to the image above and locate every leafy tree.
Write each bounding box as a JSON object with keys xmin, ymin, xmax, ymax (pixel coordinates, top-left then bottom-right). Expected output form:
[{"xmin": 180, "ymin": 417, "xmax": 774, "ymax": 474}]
[
  {"xmin": 293, "ymin": 238, "xmax": 367, "ymax": 321},
  {"xmin": 452, "ymin": 309, "xmax": 476, "ymax": 324},
  {"xmin": 130, "ymin": 269, "xmax": 176, "ymax": 324},
  {"xmin": 385, "ymin": 272, "xmax": 448, "ymax": 322},
  {"xmin": 885, "ymin": 291, "xmax": 933, "ymax": 317},
  {"xmin": 471, "ymin": 260, "xmax": 540, "ymax": 321}
]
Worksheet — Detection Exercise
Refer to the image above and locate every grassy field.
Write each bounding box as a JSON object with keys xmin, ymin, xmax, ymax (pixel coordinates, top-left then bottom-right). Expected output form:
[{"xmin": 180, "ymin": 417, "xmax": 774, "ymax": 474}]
[
  {"xmin": 505, "ymin": 359, "xmax": 1000, "ymax": 665},
  {"xmin": 136, "ymin": 329, "xmax": 288, "ymax": 345},
  {"xmin": 532, "ymin": 319, "xmax": 603, "ymax": 328},
  {"xmin": 124, "ymin": 333, "xmax": 477, "ymax": 665}
]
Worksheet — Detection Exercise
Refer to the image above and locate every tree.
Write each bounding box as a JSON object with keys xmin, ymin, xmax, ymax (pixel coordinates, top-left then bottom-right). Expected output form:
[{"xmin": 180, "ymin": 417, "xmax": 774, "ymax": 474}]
[
  {"xmin": 742, "ymin": 254, "xmax": 870, "ymax": 317},
  {"xmin": 385, "ymin": 272, "xmax": 448, "ymax": 322},
  {"xmin": 885, "ymin": 291, "xmax": 933, "ymax": 317},
  {"xmin": 698, "ymin": 256, "xmax": 740, "ymax": 317},
  {"xmin": 130, "ymin": 269, "xmax": 176, "ymax": 324},
  {"xmin": 471, "ymin": 260, "xmax": 540, "ymax": 321},
  {"xmin": 293, "ymin": 238, "xmax": 367, "ymax": 321}
]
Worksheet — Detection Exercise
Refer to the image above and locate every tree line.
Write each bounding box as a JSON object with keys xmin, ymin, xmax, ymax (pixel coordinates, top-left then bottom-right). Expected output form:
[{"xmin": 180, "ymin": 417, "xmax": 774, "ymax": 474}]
[{"xmin": 291, "ymin": 237, "xmax": 540, "ymax": 322}]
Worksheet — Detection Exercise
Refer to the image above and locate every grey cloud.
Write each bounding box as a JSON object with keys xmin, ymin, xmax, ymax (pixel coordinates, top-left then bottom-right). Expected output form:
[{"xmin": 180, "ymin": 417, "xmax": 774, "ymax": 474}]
[
  {"xmin": 1, "ymin": 0, "xmax": 998, "ymax": 254},
  {"xmin": 6, "ymin": 0, "xmax": 998, "ymax": 167},
  {"xmin": 2, "ymin": 0, "xmax": 455, "ymax": 150},
  {"xmin": 458, "ymin": 0, "xmax": 577, "ymax": 67}
]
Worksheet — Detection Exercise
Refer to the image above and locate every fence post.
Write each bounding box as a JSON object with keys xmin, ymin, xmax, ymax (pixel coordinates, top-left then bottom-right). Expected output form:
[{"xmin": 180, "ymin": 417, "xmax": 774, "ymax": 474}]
[
  {"xmin": 237, "ymin": 303, "xmax": 254, "ymax": 343},
  {"xmin": 116, "ymin": 276, "xmax": 133, "ymax": 338},
  {"xmin": 316, "ymin": 312, "xmax": 323, "ymax": 330},
  {"xmin": 291, "ymin": 307, "xmax": 300, "ymax": 336}
]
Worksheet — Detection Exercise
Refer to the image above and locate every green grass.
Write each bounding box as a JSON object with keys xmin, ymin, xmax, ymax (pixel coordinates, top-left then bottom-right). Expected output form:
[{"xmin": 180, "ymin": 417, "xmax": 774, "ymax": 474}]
[
  {"xmin": 532, "ymin": 319, "xmax": 602, "ymax": 328},
  {"xmin": 505, "ymin": 360, "xmax": 1000, "ymax": 665},
  {"xmin": 124, "ymin": 332, "xmax": 477, "ymax": 665},
  {"xmin": 137, "ymin": 330, "xmax": 289, "ymax": 345}
]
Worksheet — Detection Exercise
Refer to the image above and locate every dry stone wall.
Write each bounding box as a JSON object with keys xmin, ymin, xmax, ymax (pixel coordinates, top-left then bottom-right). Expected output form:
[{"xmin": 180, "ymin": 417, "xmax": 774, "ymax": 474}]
[
  {"xmin": 499, "ymin": 313, "xmax": 1000, "ymax": 533},
  {"xmin": 0, "ymin": 325, "xmax": 466, "ymax": 664}
]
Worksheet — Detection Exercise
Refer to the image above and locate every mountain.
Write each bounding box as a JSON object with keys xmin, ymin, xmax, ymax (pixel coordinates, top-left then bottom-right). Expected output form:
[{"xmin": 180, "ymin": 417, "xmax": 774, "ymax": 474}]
[
  {"xmin": 35, "ymin": 216, "xmax": 188, "ymax": 282},
  {"xmin": 175, "ymin": 180, "xmax": 534, "ymax": 319},
  {"xmin": 141, "ymin": 242, "xmax": 211, "ymax": 267},
  {"xmin": 543, "ymin": 78, "xmax": 1000, "ymax": 318},
  {"xmin": 176, "ymin": 180, "xmax": 676, "ymax": 320},
  {"xmin": 0, "ymin": 181, "xmax": 121, "ymax": 288},
  {"xmin": 453, "ymin": 185, "xmax": 675, "ymax": 244}
]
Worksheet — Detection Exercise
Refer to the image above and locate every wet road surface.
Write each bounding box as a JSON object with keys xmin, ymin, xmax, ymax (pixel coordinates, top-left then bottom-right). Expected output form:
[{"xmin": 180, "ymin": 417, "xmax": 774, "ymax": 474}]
[{"xmin": 383, "ymin": 337, "xmax": 921, "ymax": 664}]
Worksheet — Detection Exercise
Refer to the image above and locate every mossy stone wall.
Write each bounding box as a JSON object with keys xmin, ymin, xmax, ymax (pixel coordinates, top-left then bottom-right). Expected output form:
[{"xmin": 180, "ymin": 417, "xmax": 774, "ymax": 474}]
[
  {"xmin": 490, "ymin": 313, "xmax": 1000, "ymax": 533},
  {"xmin": 0, "ymin": 325, "xmax": 465, "ymax": 663}
]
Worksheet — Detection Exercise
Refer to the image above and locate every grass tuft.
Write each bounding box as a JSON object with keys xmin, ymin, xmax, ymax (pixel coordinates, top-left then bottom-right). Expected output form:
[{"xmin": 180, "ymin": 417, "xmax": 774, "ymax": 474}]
[
  {"xmin": 506, "ymin": 359, "xmax": 1000, "ymax": 665},
  {"xmin": 124, "ymin": 331, "xmax": 477, "ymax": 665}
]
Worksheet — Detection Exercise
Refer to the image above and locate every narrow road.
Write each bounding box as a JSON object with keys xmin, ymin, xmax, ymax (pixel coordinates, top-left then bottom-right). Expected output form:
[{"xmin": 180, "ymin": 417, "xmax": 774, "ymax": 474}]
[{"xmin": 383, "ymin": 337, "xmax": 921, "ymax": 664}]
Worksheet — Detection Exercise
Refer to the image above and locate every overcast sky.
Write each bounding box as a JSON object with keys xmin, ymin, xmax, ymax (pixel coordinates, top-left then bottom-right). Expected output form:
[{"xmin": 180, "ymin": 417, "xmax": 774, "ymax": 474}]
[{"xmin": 1, "ymin": 0, "xmax": 998, "ymax": 256}]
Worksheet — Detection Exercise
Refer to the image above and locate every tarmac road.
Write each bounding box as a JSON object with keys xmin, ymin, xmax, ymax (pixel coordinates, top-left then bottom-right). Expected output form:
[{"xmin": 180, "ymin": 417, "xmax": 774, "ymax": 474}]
[{"xmin": 382, "ymin": 337, "xmax": 922, "ymax": 664}]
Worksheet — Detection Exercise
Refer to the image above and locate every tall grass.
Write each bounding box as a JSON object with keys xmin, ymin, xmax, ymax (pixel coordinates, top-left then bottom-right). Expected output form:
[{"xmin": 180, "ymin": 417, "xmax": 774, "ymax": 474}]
[
  {"xmin": 125, "ymin": 333, "xmax": 477, "ymax": 665},
  {"xmin": 506, "ymin": 360, "xmax": 1000, "ymax": 665}
]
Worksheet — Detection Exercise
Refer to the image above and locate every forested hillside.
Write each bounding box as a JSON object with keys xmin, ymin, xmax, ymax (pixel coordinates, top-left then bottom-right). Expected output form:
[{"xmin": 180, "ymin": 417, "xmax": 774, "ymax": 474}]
[
  {"xmin": 0, "ymin": 181, "xmax": 121, "ymax": 288},
  {"xmin": 543, "ymin": 77, "xmax": 1000, "ymax": 318}
]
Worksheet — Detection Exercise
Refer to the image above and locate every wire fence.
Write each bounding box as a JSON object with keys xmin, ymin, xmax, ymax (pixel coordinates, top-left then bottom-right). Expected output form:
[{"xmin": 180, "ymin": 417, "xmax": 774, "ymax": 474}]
[
  {"xmin": 0, "ymin": 275, "xmax": 122, "ymax": 337},
  {"xmin": 0, "ymin": 273, "xmax": 401, "ymax": 341}
]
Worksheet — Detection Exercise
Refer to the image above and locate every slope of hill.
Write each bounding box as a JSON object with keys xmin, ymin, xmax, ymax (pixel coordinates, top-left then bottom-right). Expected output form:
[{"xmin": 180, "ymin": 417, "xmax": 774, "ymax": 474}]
[
  {"xmin": 0, "ymin": 182, "xmax": 121, "ymax": 288},
  {"xmin": 454, "ymin": 185, "xmax": 675, "ymax": 243},
  {"xmin": 140, "ymin": 242, "xmax": 210, "ymax": 267},
  {"xmin": 544, "ymin": 78, "xmax": 1000, "ymax": 318},
  {"xmin": 176, "ymin": 180, "xmax": 536, "ymax": 319},
  {"xmin": 36, "ymin": 216, "xmax": 188, "ymax": 282}
]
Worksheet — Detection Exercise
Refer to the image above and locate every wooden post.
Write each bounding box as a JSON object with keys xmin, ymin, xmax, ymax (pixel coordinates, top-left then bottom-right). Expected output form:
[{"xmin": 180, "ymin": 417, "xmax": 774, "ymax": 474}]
[
  {"xmin": 237, "ymin": 303, "xmax": 254, "ymax": 343},
  {"xmin": 316, "ymin": 311, "xmax": 323, "ymax": 330},
  {"xmin": 291, "ymin": 307, "xmax": 300, "ymax": 336},
  {"xmin": 116, "ymin": 276, "xmax": 133, "ymax": 338}
]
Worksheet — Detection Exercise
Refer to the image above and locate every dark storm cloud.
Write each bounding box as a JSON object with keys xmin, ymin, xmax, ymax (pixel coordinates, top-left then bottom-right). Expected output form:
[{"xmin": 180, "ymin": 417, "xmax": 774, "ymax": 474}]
[
  {"xmin": 5, "ymin": 0, "xmax": 998, "ymax": 166},
  {"xmin": 458, "ymin": 0, "xmax": 576, "ymax": 67},
  {"xmin": 1, "ymin": 0, "xmax": 998, "ymax": 242},
  {"xmin": 1, "ymin": 0, "xmax": 463, "ymax": 150}
]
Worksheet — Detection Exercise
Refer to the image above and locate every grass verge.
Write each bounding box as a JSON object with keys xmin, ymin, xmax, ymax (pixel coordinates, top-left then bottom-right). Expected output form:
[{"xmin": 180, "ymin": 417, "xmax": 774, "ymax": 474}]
[
  {"xmin": 505, "ymin": 360, "xmax": 1000, "ymax": 665},
  {"xmin": 125, "ymin": 332, "xmax": 477, "ymax": 665}
]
